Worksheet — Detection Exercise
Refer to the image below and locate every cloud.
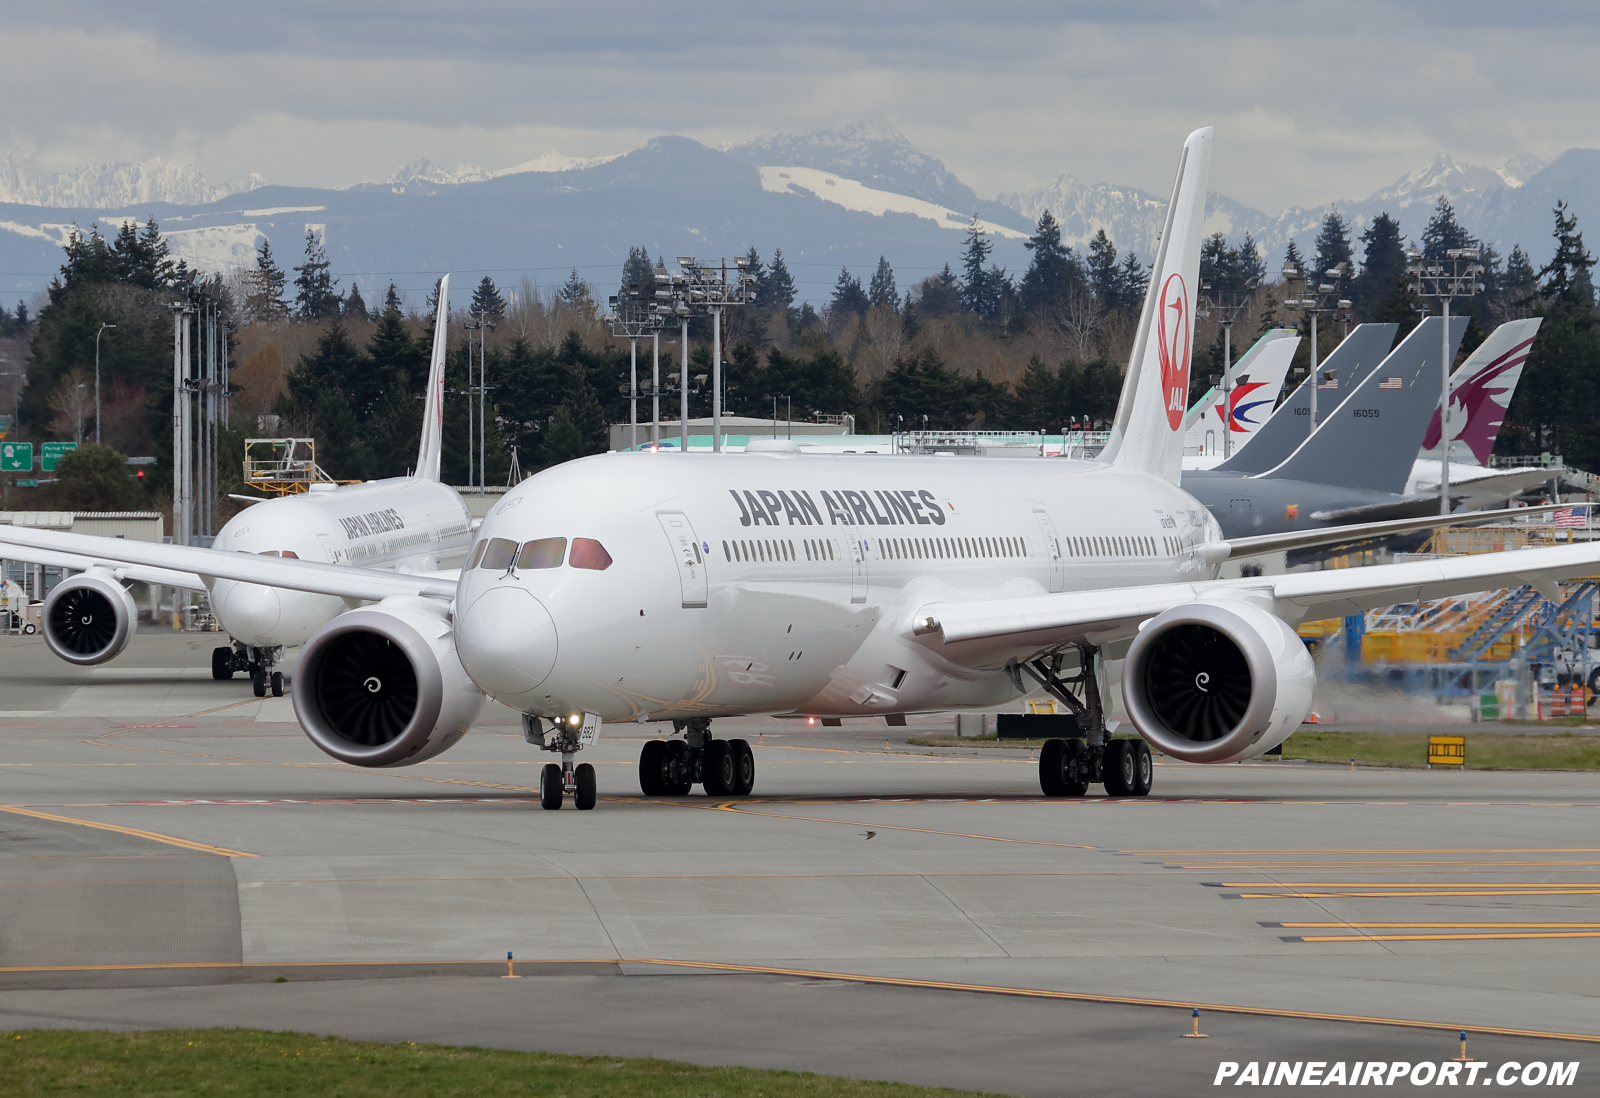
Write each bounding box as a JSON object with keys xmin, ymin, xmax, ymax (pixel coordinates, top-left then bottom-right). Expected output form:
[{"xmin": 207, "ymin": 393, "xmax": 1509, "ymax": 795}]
[{"xmin": 3, "ymin": 3, "xmax": 1597, "ymax": 212}]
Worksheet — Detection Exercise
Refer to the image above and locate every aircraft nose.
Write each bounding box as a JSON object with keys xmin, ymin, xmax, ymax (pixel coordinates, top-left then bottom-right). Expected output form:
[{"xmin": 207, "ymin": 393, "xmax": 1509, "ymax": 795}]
[
  {"xmin": 217, "ymin": 580, "xmax": 282, "ymax": 644},
  {"xmin": 456, "ymin": 587, "xmax": 558, "ymax": 699}
]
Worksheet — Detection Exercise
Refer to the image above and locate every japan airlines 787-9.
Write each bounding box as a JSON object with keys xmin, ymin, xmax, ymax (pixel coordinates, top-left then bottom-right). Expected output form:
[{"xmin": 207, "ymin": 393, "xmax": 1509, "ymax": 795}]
[{"xmin": 5, "ymin": 128, "xmax": 1598, "ymax": 811}]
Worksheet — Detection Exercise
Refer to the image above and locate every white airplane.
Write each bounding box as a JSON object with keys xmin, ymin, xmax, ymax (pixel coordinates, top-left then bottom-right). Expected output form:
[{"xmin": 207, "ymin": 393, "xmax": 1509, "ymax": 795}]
[
  {"xmin": 5, "ymin": 129, "xmax": 1598, "ymax": 814},
  {"xmin": 1181, "ymin": 329, "xmax": 1298, "ymax": 466},
  {"xmin": 19, "ymin": 277, "xmax": 473, "ymax": 697}
]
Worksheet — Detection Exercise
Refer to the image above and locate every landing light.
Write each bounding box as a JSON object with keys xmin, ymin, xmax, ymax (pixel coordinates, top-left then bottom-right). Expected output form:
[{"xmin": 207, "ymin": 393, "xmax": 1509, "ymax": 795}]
[{"xmin": 567, "ymin": 714, "xmax": 582, "ymax": 727}]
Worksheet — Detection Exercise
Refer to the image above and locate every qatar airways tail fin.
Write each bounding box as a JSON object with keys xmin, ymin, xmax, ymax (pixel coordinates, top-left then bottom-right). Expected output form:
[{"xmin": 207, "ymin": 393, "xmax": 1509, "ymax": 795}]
[
  {"xmin": 1418, "ymin": 317, "xmax": 1542, "ymax": 466},
  {"xmin": 1101, "ymin": 127, "xmax": 1211, "ymax": 485},
  {"xmin": 415, "ymin": 274, "xmax": 449, "ymax": 483}
]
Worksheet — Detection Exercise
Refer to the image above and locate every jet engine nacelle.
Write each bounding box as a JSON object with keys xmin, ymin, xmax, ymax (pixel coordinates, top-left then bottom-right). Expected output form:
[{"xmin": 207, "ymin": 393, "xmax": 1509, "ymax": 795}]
[
  {"xmin": 1120, "ymin": 599, "xmax": 1314, "ymax": 764},
  {"xmin": 42, "ymin": 570, "xmax": 137, "ymax": 666},
  {"xmin": 291, "ymin": 597, "xmax": 483, "ymax": 768}
]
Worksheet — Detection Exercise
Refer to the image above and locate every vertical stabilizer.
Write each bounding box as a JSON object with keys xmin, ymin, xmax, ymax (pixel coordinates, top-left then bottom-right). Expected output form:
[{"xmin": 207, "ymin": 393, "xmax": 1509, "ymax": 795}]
[
  {"xmin": 1100, "ymin": 127, "xmax": 1211, "ymax": 484},
  {"xmin": 415, "ymin": 274, "xmax": 449, "ymax": 483},
  {"xmin": 1418, "ymin": 318, "xmax": 1542, "ymax": 465},
  {"xmin": 1182, "ymin": 329, "xmax": 1299, "ymax": 452}
]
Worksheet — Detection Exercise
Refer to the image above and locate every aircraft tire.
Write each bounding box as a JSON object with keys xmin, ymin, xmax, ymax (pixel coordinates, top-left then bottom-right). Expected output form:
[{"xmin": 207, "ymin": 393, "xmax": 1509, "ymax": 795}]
[
  {"xmin": 251, "ymin": 669, "xmax": 267, "ymax": 698},
  {"xmin": 701, "ymin": 740, "xmax": 733, "ymax": 796},
  {"xmin": 540, "ymin": 763, "xmax": 563, "ymax": 810},
  {"xmin": 270, "ymin": 671, "xmax": 284, "ymax": 697},
  {"xmin": 1129, "ymin": 740, "xmax": 1153, "ymax": 797},
  {"xmin": 639, "ymin": 740, "xmax": 668, "ymax": 795},
  {"xmin": 211, "ymin": 646, "xmax": 234, "ymax": 680},
  {"xmin": 729, "ymin": 739, "xmax": 755, "ymax": 796},
  {"xmin": 1102, "ymin": 740, "xmax": 1133, "ymax": 797},
  {"xmin": 574, "ymin": 763, "xmax": 597, "ymax": 810},
  {"xmin": 665, "ymin": 740, "xmax": 692, "ymax": 795},
  {"xmin": 1039, "ymin": 739, "xmax": 1069, "ymax": 796}
]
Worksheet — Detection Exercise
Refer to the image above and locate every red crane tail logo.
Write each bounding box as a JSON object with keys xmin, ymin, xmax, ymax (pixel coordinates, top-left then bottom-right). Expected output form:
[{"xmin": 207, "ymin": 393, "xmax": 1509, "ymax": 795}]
[{"xmin": 1156, "ymin": 273, "xmax": 1190, "ymax": 431}]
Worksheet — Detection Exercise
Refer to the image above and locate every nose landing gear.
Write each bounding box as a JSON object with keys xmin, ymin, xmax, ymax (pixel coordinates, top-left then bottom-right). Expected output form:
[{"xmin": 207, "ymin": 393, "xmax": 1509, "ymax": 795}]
[
  {"xmin": 215, "ymin": 642, "xmax": 286, "ymax": 697},
  {"xmin": 526, "ymin": 713, "xmax": 599, "ymax": 810},
  {"xmin": 638, "ymin": 719, "xmax": 754, "ymax": 797}
]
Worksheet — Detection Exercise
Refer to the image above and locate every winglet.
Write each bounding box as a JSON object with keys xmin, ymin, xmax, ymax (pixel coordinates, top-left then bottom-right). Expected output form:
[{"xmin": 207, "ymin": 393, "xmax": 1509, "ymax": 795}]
[
  {"xmin": 415, "ymin": 274, "xmax": 449, "ymax": 483},
  {"xmin": 1101, "ymin": 127, "xmax": 1211, "ymax": 484}
]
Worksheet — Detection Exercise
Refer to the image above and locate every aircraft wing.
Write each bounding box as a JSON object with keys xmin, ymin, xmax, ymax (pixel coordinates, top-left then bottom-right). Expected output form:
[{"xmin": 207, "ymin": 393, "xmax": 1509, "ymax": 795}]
[
  {"xmin": 0, "ymin": 526, "xmax": 456, "ymax": 602},
  {"xmin": 913, "ymin": 539, "xmax": 1600, "ymax": 668},
  {"xmin": 0, "ymin": 542, "xmax": 206, "ymax": 593}
]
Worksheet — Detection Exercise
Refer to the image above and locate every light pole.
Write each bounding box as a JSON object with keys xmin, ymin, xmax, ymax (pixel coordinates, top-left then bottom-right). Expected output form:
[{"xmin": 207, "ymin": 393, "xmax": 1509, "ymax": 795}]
[
  {"xmin": 1198, "ymin": 279, "xmax": 1255, "ymax": 458},
  {"xmin": 1407, "ymin": 246, "xmax": 1485, "ymax": 516},
  {"xmin": 1282, "ymin": 260, "xmax": 1351, "ymax": 434},
  {"xmin": 94, "ymin": 323, "xmax": 115, "ymax": 445},
  {"xmin": 607, "ymin": 280, "xmax": 660, "ymax": 451}
]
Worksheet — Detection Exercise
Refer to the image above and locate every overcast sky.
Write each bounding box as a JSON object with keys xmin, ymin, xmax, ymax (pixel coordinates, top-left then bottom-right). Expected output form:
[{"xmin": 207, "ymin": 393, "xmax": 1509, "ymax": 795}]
[{"xmin": 3, "ymin": 2, "xmax": 1597, "ymax": 211}]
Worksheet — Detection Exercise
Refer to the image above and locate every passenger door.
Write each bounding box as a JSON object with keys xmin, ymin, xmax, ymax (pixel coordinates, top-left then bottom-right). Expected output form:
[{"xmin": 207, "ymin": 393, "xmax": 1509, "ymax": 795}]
[
  {"xmin": 1032, "ymin": 510, "xmax": 1063, "ymax": 593},
  {"xmin": 657, "ymin": 511, "xmax": 708, "ymax": 608},
  {"xmin": 847, "ymin": 536, "xmax": 868, "ymax": 604}
]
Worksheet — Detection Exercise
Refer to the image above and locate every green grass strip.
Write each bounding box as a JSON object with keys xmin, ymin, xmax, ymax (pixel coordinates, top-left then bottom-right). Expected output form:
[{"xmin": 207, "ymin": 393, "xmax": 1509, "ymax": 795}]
[
  {"xmin": 1281, "ymin": 729, "xmax": 1600, "ymax": 770},
  {"xmin": 0, "ymin": 1028, "xmax": 1007, "ymax": 1097}
]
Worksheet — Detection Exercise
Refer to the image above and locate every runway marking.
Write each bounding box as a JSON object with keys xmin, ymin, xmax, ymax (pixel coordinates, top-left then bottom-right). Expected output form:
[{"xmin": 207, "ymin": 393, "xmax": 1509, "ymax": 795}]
[
  {"xmin": 1229, "ymin": 888, "xmax": 1600, "ymax": 899},
  {"xmin": 1169, "ymin": 861, "xmax": 1600, "ymax": 869},
  {"xmin": 693, "ymin": 801, "xmax": 1097, "ymax": 849},
  {"xmin": 0, "ymin": 805, "xmax": 256, "ymax": 858},
  {"xmin": 1214, "ymin": 881, "xmax": 1600, "ymax": 887},
  {"xmin": 625, "ymin": 960, "xmax": 1600, "ymax": 1044},
  {"xmin": 1, "ymin": 957, "xmax": 1595, "ymax": 1044},
  {"xmin": 1288, "ymin": 931, "xmax": 1600, "ymax": 943},
  {"xmin": 1125, "ymin": 847, "xmax": 1600, "ymax": 854},
  {"xmin": 1269, "ymin": 922, "xmax": 1600, "ymax": 928}
]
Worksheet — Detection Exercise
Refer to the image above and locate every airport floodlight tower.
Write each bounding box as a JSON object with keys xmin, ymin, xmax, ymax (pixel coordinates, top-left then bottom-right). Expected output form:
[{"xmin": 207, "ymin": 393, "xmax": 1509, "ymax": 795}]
[
  {"xmin": 652, "ymin": 256, "xmax": 757, "ymax": 453},
  {"xmin": 1281, "ymin": 260, "xmax": 1351, "ymax": 435},
  {"xmin": 1408, "ymin": 246, "xmax": 1485, "ymax": 516},
  {"xmin": 607, "ymin": 283, "xmax": 666, "ymax": 451},
  {"xmin": 462, "ymin": 311, "xmax": 494, "ymax": 497},
  {"xmin": 1197, "ymin": 279, "xmax": 1255, "ymax": 459}
]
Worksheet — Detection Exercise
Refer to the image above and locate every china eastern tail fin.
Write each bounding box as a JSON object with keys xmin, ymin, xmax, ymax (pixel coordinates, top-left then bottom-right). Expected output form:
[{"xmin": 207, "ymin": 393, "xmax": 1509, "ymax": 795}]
[
  {"xmin": 1101, "ymin": 127, "xmax": 1211, "ymax": 485},
  {"xmin": 415, "ymin": 274, "xmax": 449, "ymax": 483}
]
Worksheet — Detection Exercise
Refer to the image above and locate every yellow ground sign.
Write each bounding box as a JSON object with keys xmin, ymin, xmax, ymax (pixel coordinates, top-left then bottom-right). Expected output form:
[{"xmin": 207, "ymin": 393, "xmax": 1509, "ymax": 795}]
[{"xmin": 1428, "ymin": 735, "xmax": 1466, "ymax": 767}]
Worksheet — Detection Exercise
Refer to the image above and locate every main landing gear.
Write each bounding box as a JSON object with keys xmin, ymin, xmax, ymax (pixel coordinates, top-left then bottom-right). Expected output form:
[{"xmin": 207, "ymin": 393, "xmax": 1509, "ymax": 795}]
[
  {"xmin": 212, "ymin": 642, "xmax": 286, "ymax": 697},
  {"xmin": 524, "ymin": 714, "xmax": 597, "ymax": 811},
  {"xmin": 638, "ymin": 718, "xmax": 755, "ymax": 798},
  {"xmin": 1012, "ymin": 644, "xmax": 1153, "ymax": 799}
]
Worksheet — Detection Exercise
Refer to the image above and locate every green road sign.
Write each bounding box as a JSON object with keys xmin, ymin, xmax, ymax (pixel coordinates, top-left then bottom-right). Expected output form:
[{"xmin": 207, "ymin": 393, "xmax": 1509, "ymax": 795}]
[
  {"xmin": 41, "ymin": 441, "xmax": 76, "ymax": 472},
  {"xmin": 14, "ymin": 479, "xmax": 37, "ymax": 488},
  {"xmin": 1, "ymin": 441, "xmax": 32, "ymax": 472}
]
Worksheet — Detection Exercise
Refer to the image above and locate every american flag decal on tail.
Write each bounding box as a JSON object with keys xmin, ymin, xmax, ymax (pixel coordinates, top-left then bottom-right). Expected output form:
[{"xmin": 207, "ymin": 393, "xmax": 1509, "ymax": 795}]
[{"xmin": 1378, "ymin": 376, "xmax": 1402, "ymax": 389}]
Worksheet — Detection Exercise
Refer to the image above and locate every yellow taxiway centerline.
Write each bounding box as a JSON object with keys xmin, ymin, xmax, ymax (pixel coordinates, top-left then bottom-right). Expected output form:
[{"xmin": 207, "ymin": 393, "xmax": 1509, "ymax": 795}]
[{"xmin": 0, "ymin": 805, "xmax": 256, "ymax": 858}]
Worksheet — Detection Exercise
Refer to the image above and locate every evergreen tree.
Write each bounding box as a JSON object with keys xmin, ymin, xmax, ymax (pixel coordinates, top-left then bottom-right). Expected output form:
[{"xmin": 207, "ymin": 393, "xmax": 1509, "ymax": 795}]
[
  {"xmin": 1421, "ymin": 197, "xmax": 1476, "ymax": 260},
  {"xmin": 1313, "ymin": 211, "xmax": 1354, "ymax": 278},
  {"xmin": 1087, "ymin": 230, "xmax": 1120, "ymax": 311},
  {"xmin": 1283, "ymin": 239, "xmax": 1305, "ymax": 273},
  {"xmin": 44, "ymin": 443, "xmax": 143, "ymax": 510},
  {"xmin": 425, "ymin": 277, "xmax": 442, "ymax": 315},
  {"xmin": 253, "ymin": 239, "xmax": 289, "ymax": 320},
  {"xmin": 1200, "ymin": 233, "xmax": 1248, "ymax": 293},
  {"xmin": 1238, "ymin": 233, "xmax": 1266, "ymax": 286},
  {"xmin": 1504, "ymin": 245, "xmax": 1537, "ymax": 291},
  {"xmin": 1117, "ymin": 252, "xmax": 1148, "ymax": 309},
  {"xmin": 1019, "ymin": 210, "xmax": 1080, "ymax": 315},
  {"xmin": 383, "ymin": 282, "xmax": 403, "ymax": 315},
  {"xmin": 292, "ymin": 229, "xmax": 340, "ymax": 319},
  {"xmin": 830, "ymin": 268, "xmax": 868, "ymax": 317},
  {"xmin": 1352, "ymin": 212, "xmax": 1406, "ymax": 315},
  {"xmin": 867, "ymin": 256, "xmax": 898, "ymax": 312},
  {"xmin": 740, "ymin": 247, "xmax": 766, "ymax": 305},
  {"xmin": 558, "ymin": 268, "xmax": 592, "ymax": 310},
  {"xmin": 760, "ymin": 248, "xmax": 796, "ymax": 309},
  {"xmin": 916, "ymin": 265, "xmax": 963, "ymax": 317},
  {"xmin": 471, "ymin": 275, "xmax": 506, "ymax": 319},
  {"xmin": 14, "ymin": 300, "xmax": 27, "ymax": 330},
  {"xmin": 344, "ymin": 281, "xmax": 369, "ymax": 321},
  {"xmin": 958, "ymin": 218, "xmax": 1004, "ymax": 319},
  {"xmin": 619, "ymin": 246, "xmax": 655, "ymax": 305},
  {"xmin": 1536, "ymin": 200, "xmax": 1596, "ymax": 308}
]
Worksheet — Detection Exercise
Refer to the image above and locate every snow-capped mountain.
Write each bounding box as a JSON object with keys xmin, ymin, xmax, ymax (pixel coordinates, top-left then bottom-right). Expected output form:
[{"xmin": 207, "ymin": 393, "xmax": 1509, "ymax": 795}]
[
  {"xmin": 0, "ymin": 154, "xmax": 263, "ymax": 208},
  {"xmin": 0, "ymin": 127, "xmax": 1592, "ymax": 305}
]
